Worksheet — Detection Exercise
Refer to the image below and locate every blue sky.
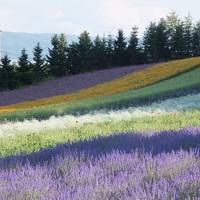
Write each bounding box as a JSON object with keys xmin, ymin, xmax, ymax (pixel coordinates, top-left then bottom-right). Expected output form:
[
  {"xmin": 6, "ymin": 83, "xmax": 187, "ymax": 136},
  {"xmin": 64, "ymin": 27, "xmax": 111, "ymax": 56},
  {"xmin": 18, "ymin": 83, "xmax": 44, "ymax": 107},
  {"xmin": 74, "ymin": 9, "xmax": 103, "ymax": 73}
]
[{"xmin": 0, "ymin": 0, "xmax": 200, "ymax": 36}]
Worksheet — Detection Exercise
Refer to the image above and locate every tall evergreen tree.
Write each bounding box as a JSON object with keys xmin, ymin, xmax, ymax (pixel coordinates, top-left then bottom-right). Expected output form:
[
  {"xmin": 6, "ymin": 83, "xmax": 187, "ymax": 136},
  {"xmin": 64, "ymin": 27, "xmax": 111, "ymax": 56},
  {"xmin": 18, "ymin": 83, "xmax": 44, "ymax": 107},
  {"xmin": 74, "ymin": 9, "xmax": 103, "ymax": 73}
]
[
  {"xmin": 77, "ymin": 31, "xmax": 93, "ymax": 72},
  {"xmin": 32, "ymin": 43, "xmax": 46, "ymax": 81},
  {"xmin": 192, "ymin": 22, "xmax": 200, "ymax": 56},
  {"xmin": 67, "ymin": 42, "xmax": 80, "ymax": 74},
  {"xmin": 127, "ymin": 26, "xmax": 139, "ymax": 65},
  {"xmin": 156, "ymin": 19, "xmax": 169, "ymax": 60},
  {"xmin": 171, "ymin": 22, "xmax": 185, "ymax": 59},
  {"xmin": 57, "ymin": 34, "xmax": 68, "ymax": 75},
  {"xmin": 106, "ymin": 35, "xmax": 114, "ymax": 67},
  {"xmin": 17, "ymin": 48, "xmax": 32, "ymax": 85},
  {"xmin": 183, "ymin": 14, "xmax": 193, "ymax": 57},
  {"xmin": 18, "ymin": 48, "xmax": 30, "ymax": 73},
  {"xmin": 114, "ymin": 30, "xmax": 127, "ymax": 66},
  {"xmin": 143, "ymin": 22, "xmax": 158, "ymax": 62},
  {"xmin": 0, "ymin": 55, "xmax": 16, "ymax": 89},
  {"xmin": 165, "ymin": 12, "xmax": 181, "ymax": 58},
  {"xmin": 91, "ymin": 35, "xmax": 107, "ymax": 69},
  {"xmin": 46, "ymin": 34, "xmax": 61, "ymax": 76}
]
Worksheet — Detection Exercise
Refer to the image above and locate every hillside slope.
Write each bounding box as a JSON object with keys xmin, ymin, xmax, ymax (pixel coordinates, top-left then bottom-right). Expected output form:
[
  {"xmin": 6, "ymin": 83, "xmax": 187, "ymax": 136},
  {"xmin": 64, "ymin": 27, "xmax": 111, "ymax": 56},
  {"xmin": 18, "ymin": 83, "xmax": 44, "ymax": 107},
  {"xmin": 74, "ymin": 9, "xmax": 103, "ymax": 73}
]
[
  {"xmin": 1, "ymin": 63, "xmax": 200, "ymax": 121},
  {"xmin": 0, "ymin": 65, "xmax": 149, "ymax": 106},
  {"xmin": 0, "ymin": 56, "xmax": 200, "ymax": 113}
]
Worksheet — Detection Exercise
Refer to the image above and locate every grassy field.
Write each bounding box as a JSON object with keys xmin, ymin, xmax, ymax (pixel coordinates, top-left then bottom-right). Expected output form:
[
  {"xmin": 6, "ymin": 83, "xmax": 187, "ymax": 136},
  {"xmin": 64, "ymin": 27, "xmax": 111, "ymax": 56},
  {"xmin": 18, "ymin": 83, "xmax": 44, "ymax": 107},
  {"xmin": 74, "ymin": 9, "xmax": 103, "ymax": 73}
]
[
  {"xmin": 0, "ymin": 109, "xmax": 200, "ymax": 157},
  {"xmin": 1, "ymin": 58, "xmax": 200, "ymax": 199},
  {"xmin": 0, "ymin": 56, "xmax": 200, "ymax": 113},
  {"xmin": 1, "ymin": 64, "xmax": 200, "ymax": 121}
]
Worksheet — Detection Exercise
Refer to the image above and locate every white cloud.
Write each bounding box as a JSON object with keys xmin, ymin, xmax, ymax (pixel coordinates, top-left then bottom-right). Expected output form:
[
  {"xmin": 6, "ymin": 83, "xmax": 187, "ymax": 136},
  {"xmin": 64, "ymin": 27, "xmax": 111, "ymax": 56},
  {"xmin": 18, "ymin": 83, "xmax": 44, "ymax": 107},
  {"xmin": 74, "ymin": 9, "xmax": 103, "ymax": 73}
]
[{"xmin": 97, "ymin": 0, "xmax": 169, "ymax": 35}]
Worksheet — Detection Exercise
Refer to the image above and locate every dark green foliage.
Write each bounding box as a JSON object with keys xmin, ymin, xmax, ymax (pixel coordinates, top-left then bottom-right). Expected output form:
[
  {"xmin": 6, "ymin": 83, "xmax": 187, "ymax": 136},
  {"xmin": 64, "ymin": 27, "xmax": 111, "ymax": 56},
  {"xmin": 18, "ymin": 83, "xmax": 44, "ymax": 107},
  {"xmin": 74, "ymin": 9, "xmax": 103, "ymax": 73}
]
[
  {"xmin": 171, "ymin": 22, "xmax": 185, "ymax": 59},
  {"xmin": 127, "ymin": 27, "xmax": 139, "ymax": 65},
  {"xmin": 32, "ymin": 43, "xmax": 46, "ymax": 81},
  {"xmin": 143, "ymin": 22, "xmax": 159, "ymax": 62},
  {"xmin": 1, "ymin": 12, "xmax": 200, "ymax": 91},
  {"xmin": 17, "ymin": 49, "xmax": 33, "ymax": 85},
  {"xmin": 156, "ymin": 19, "xmax": 170, "ymax": 60},
  {"xmin": 67, "ymin": 42, "xmax": 80, "ymax": 74},
  {"xmin": 46, "ymin": 34, "xmax": 68, "ymax": 77},
  {"xmin": 106, "ymin": 35, "xmax": 114, "ymax": 67},
  {"xmin": 68, "ymin": 31, "xmax": 93, "ymax": 73},
  {"xmin": 77, "ymin": 31, "xmax": 93, "ymax": 72},
  {"xmin": 91, "ymin": 35, "xmax": 107, "ymax": 69},
  {"xmin": 0, "ymin": 55, "xmax": 16, "ymax": 90},
  {"xmin": 18, "ymin": 48, "xmax": 30, "ymax": 73},
  {"xmin": 113, "ymin": 30, "xmax": 127, "ymax": 66},
  {"xmin": 192, "ymin": 22, "xmax": 200, "ymax": 56},
  {"xmin": 183, "ymin": 15, "xmax": 193, "ymax": 57}
]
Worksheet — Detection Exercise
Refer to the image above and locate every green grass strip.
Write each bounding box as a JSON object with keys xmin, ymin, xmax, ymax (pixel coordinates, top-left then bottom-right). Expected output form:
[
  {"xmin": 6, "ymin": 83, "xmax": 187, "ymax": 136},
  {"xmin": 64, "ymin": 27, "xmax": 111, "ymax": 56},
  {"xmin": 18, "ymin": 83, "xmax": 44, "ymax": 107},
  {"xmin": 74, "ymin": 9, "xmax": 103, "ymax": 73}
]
[
  {"xmin": 0, "ymin": 109, "xmax": 200, "ymax": 157},
  {"xmin": 1, "ymin": 66, "xmax": 200, "ymax": 122}
]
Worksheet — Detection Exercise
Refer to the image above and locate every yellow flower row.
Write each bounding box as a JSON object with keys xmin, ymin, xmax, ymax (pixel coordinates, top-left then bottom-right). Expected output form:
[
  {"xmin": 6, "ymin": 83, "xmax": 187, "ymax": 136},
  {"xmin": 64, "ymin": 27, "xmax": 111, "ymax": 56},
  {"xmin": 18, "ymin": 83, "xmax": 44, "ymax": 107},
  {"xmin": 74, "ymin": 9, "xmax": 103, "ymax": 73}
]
[{"xmin": 1, "ymin": 57, "xmax": 200, "ymax": 113}]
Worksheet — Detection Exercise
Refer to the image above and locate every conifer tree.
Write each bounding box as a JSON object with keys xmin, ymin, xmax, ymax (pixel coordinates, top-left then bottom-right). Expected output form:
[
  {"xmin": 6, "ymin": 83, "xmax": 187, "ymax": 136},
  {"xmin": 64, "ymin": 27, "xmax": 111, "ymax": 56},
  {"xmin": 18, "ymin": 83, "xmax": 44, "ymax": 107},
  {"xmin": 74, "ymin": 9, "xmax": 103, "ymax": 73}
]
[
  {"xmin": 156, "ymin": 19, "xmax": 169, "ymax": 60},
  {"xmin": 114, "ymin": 30, "xmax": 127, "ymax": 66},
  {"xmin": 91, "ymin": 35, "xmax": 107, "ymax": 69},
  {"xmin": 192, "ymin": 22, "xmax": 200, "ymax": 56},
  {"xmin": 183, "ymin": 14, "xmax": 193, "ymax": 57},
  {"xmin": 17, "ymin": 48, "xmax": 32, "ymax": 85},
  {"xmin": 57, "ymin": 34, "xmax": 68, "ymax": 75},
  {"xmin": 18, "ymin": 48, "xmax": 30, "ymax": 73},
  {"xmin": 67, "ymin": 42, "xmax": 80, "ymax": 74},
  {"xmin": 0, "ymin": 55, "xmax": 16, "ymax": 89},
  {"xmin": 106, "ymin": 35, "xmax": 114, "ymax": 67},
  {"xmin": 165, "ymin": 12, "xmax": 181, "ymax": 58},
  {"xmin": 78, "ymin": 31, "xmax": 93, "ymax": 72},
  {"xmin": 32, "ymin": 43, "xmax": 46, "ymax": 81},
  {"xmin": 127, "ymin": 26, "xmax": 139, "ymax": 65},
  {"xmin": 171, "ymin": 22, "xmax": 185, "ymax": 59},
  {"xmin": 143, "ymin": 22, "xmax": 158, "ymax": 62},
  {"xmin": 46, "ymin": 34, "xmax": 60, "ymax": 76}
]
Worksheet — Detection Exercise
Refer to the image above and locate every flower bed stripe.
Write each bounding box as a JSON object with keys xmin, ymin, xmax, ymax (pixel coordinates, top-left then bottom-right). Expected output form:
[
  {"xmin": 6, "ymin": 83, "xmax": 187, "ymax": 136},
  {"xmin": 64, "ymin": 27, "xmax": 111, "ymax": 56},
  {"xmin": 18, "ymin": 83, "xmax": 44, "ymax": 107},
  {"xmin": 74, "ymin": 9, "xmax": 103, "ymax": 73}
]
[{"xmin": 0, "ymin": 57, "xmax": 200, "ymax": 113}]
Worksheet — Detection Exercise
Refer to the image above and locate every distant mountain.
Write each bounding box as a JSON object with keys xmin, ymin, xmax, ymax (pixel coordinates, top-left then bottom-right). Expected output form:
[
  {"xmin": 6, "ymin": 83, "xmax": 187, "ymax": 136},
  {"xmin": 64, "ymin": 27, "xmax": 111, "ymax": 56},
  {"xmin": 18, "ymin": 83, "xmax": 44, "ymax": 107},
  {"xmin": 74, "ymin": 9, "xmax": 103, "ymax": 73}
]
[{"xmin": 0, "ymin": 32, "xmax": 79, "ymax": 60}]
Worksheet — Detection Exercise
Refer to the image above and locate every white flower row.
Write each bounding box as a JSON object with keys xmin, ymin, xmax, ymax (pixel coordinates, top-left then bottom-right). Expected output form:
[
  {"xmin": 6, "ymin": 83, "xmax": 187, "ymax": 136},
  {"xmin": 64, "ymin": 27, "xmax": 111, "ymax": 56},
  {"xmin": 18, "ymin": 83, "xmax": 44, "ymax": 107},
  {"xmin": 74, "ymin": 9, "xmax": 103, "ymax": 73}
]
[{"xmin": 0, "ymin": 93, "xmax": 200, "ymax": 138}]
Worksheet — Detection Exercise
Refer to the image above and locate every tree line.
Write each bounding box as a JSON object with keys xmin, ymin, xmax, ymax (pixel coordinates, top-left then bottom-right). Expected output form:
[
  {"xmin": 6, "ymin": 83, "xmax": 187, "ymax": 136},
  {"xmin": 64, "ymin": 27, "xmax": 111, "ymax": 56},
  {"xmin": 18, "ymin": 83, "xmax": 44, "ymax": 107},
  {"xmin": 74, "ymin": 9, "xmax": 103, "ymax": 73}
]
[{"xmin": 1, "ymin": 12, "xmax": 200, "ymax": 90}]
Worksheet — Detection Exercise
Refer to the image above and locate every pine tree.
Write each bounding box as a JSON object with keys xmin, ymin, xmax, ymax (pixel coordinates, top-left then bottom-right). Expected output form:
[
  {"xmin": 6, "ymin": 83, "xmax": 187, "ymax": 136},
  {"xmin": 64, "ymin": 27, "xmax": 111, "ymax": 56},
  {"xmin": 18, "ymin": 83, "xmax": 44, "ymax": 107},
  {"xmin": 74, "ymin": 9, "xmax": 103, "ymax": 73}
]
[
  {"xmin": 46, "ymin": 34, "xmax": 60, "ymax": 76},
  {"xmin": 106, "ymin": 35, "xmax": 114, "ymax": 67},
  {"xmin": 156, "ymin": 19, "xmax": 169, "ymax": 60},
  {"xmin": 17, "ymin": 48, "xmax": 33, "ymax": 85},
  {"xmin": 114, "ymin": 30, "xmax": 127, "ymax": 66},
  {"xmin": 0, "ymin": 55, "xmax": 16, "ymax": 89},
  {"xmin": 32, "ymin": 43, "xmax": 46, "ymax": 81},
  {"xmin": 165, "ymin": 12, "xmax": 181, "ymax": 58},
  {"xmin": 67, "ymin": 42, "xmax": 80, "ymax": 74},
  {"xmin": 57, "ymin": 34, "xmax": 68, "ymax": 75},
  {"xmin": 18, "ymin": 48, "xmax": 30, "ymax": 73},
  {"xmin": 192, "ymin": 22, "xmax": 200, "ymax": 56},
  {"xmin": 91, "ymin": 35, "xmax": 107, "ymax": 70},
  {"xmin": 171, "ymin": 22, "xmax": 185, "ymax": 59},
  {"xmin": 183, "ymin": 14, "xmax": 193, "ymax": 57},
  {"xmin": 78, "ymin": 31, "xmax": 93, "ymax": 72},
  {"xmin": 127, "ymin": 26, "xmax": 139, "ymax": 65},
  {"xmin": 143, "ymin": 22, "xmax": 158, "ymax": 62}
]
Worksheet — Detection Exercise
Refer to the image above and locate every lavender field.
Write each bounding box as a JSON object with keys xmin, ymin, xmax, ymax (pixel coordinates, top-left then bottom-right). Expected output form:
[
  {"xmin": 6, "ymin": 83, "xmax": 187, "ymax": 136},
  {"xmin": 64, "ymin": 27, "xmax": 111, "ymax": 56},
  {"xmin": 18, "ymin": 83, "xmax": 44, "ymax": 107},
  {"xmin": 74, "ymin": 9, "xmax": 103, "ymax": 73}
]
[
  {"xmin": 2, "ymin": 2, "xmax": 200, "ymax": 199},
  {"xmin": 0, "ymin": 127, "xmax": 200, "ymax": 200},
  {"xmin": 0, "ymin": 64, "xmax": 149, "ymax": 106}
]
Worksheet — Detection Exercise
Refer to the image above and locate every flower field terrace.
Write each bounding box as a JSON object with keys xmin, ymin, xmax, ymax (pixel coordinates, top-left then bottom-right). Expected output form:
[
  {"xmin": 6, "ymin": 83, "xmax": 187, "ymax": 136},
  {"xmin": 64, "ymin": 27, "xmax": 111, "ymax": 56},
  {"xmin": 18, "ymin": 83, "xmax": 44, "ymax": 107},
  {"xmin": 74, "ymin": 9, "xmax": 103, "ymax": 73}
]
[
  {"xmin": 1, "ymin": 109, "xmax": 200, "ymax": 157},
  {"xmin": 0, "ymin": 92, "xmax": 200, "ymax": 139},
  {"xmin": 1, "ymin": 127, "xmax": 200, "ymax": 199},
  {"xmin": 0, "ymin": 56, "xmax": 200, "ymax": 113},
  {"xmin": 1, "ymin": 57, "xmax": 200, "ymax": 199},
  {"xmin": 1, "ymin": 63, "xmax": 200, "ymax": 122},
  {"xmin": 0, "ymin": 64, "xmax": 149, "ymax": 106}
]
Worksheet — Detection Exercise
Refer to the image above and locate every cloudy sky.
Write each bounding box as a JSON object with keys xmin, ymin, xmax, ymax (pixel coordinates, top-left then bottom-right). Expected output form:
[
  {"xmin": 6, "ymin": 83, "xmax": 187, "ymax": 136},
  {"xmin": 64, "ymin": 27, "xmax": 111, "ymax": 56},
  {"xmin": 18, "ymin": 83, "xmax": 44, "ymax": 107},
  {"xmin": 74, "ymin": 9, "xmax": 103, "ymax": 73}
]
[{"xmin": 0, "ymin": 0, "xmax": 200, "ymax": 36}]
